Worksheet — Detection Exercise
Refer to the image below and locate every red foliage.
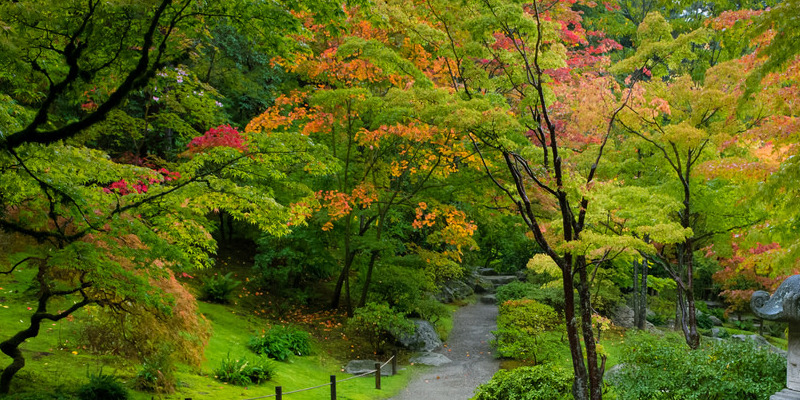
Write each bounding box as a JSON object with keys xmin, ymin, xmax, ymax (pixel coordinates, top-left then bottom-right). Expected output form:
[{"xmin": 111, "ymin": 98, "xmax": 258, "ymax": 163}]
[
  {"xmin": 187, "ymin": 124, "xmax": 248, "ymax": 152},
  {"xmin": 103, "ymin": 169, "xmax": 181, "ymax": 196},
  {"xmin": 713, "ymin": 240, "xmax": 796, "ymax": 315}
]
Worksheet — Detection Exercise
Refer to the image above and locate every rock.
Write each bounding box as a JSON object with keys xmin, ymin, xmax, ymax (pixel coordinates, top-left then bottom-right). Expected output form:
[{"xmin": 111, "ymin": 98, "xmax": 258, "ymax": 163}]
[
  {"xmin": 515, "ymin": 270, "xmax": 528, "ymax": 281},
  {"xmin": 604, "ymin": 363, "xmax": 628, "ymax": 385},
  {"xmin": 711, "ymin": 327, "xmax": 728, "ymax": 338},
  {"xmin": 434, "ymin": 279, "xmax": 474, "ymax": 303},
  {"xmin": 397, "ymin": 319, "xmax": 442, "ymax": 352},
  {"xmin": 483, "ymin": 275, "xmax": 517, "ymax": 287},
  {"xmin": 410, "ymin": 352, "xmax": 452, "ymax": 366},
  {"xmin": 477, "ymin": 268, "xmax": 498, "ymax": 276},
  {"xmin": 611, "ymin": 304, "xmax": 635, "ymax": 329},
  {"xmin": 708, "ymin": 315, "xmax": 723, "ymax": 326},
  {"xmin": 480, "ymin": 294, "xmax": 497, "ymax": 305},
  {"xmin": 345, "ymin": 360, "xmax": 393, "ymax": 376},
  {"xmin": 469, "ymin": 275, "xmax": 495, "ymax": 294},
  {"xmin": 731, "ymin": 334, "xmax": 787, "ymax": 357}
]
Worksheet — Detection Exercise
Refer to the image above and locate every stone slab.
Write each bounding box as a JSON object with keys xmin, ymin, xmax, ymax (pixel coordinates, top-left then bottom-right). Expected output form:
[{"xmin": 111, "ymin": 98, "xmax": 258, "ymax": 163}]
[
  {"xmin": 410, "ymin": 352, "xmax": 452, "ymax": 367},
  {"xmin": 771, "ymin": 388, "xmax": 800, "ymax": 400}
]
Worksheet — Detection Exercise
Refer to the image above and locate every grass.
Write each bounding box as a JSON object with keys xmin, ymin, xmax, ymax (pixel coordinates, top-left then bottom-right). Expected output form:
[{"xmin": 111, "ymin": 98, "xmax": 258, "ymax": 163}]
[{"xmin": 0, "ymin": 258, "xmax": 413, "ymax": 400}]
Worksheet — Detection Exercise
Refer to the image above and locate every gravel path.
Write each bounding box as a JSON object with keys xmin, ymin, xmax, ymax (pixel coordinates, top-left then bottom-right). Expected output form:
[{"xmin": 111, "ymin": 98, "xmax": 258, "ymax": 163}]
[{"xmin": 391, "ymin": 300, "xmax": 500, "ymax": 400}]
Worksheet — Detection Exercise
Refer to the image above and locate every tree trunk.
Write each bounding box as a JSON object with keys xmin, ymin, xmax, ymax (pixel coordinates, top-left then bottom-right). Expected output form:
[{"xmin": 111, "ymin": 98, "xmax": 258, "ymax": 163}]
[
  {"xmin": 578, "ymin": 257, "xmax": 603, "ymax": 400},
  {"xmin": 561, "ymin": 260, "xmax": 590, "ymax": 400},
  {"xmin": 358, "ymin": 251, "xmax": 379, "ymax": 308},
  {"xmin": 633, "ymin": 259, "xmax": 648, "ymax": 330},
  {"xmin": 639, "ymin": 260, "xmax": 648, "ymax": 329}
]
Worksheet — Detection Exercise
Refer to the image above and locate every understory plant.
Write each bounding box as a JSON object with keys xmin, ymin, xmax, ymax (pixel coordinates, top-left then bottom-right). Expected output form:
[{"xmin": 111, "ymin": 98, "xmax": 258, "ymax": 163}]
[
  {"xmin": 611, "ymin": 332, "xmax": 784, "ymax": 399},
  {"xmin": 248, "ymin": 326, "xmax": 311, "ymax": 361},
  {"xmin": 473, "ymin": 364, "xmax": 572, "ymax": 400},
  {"xmin": 77, "ymin": 371, "xmax": 129, "ymax": 400},
  {"xmin": 491, "ymin": 299, "xmax": 561, "ymax": 364},
  {"xmin": 347, "ymin": 302, "xmax": 415, "ymax": 354},
  {"xmin": 200, "ymin": 272, "xmax": 240, "ymax": 303},
  {"xmin": 214, "ymin": 355, "xmax": 275, "ymax": 386}
]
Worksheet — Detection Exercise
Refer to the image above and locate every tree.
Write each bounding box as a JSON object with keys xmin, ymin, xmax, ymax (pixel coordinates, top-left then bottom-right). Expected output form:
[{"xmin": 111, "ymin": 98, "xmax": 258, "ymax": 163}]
[
  {"xmin": 375, "ymin": 0, "xmax": 648, "ymax": 398},
  {"xmin": 611, "ymin": 13, "xmax": 764, "ymax": 348},
  {"xmin": 247, "ymin": 10, "xmax": 480, "ymax": 315}
]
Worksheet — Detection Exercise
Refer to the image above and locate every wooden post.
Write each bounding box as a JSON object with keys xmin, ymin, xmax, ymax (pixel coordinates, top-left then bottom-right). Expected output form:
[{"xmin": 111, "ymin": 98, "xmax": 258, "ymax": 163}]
[
  {"xmin": 375, "ymin": 362, "xmax": 381, "ymax": 390},
  {"xmin": 276, "ymin": 386, "xmax": 283, "ymax": 400},
  {"xmin": 330, "ymin": 375, "xmax": 337, "ymax": 400},
  {"xmin": 392, "ymin": 351, "xmax": 398, "ymax": 376}
]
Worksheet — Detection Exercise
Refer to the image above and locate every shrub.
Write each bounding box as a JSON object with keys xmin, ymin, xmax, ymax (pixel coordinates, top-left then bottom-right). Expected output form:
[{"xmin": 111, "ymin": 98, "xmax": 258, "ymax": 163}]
[
  {"xmin": 367, "ymin": 264, "xmax": 428, "ymax": 315},
  {"xmin": 80, "ymin": 273, "xmax": 210, "ymax": 367},
  {"xmin": 134, "ymin": 350, "xmax": 176, "ymax": 394},
  {"xmin": 201, "ymin": 272, "xmax": 240, "ymax": 303},
  {"xmin": 214, "ymin": 355, "xmax": 275, "ymax": 386},
  {"xmin": 77, "ymin": 372, "xmax": 129, "ymax": 400},
  {"xmin": 612, "ymin": 332, "xmax": 785, "ymax": 399},
  {"xmin": 248, "ymin": 326, "xmax": 311, "ymax": 361},
  {"xmin": 347, "ymin": 302, "xmax": 415, "ymax": 354},
  {"xmin": 495, "ymin": 281, "xmax": 538, "ymax": 303},
  {"xmin": 492, "ymin": 299, "xmax": 561, "ymax": 363},
  {"xmin": 696, "ymin": 312, "xmax": 714, "ymax": 329},
  {"xmin": 473, "ymin": 365, "xmax": 572, "ymax": 400}
]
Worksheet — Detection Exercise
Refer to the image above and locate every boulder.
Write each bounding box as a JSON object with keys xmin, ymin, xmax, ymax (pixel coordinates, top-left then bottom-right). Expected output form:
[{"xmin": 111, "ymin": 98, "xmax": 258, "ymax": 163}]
[
  {"xmin": 469, "ymin": 275, "xmax": 495, "ymax": 294},
  {"xmin": 410, "ymin": 352, "xmax": 452, "ymax": 366},
  {"xmin": 345, "ymin": 360, "xmax": 392, "ymax": 376},
  {"xmin": 477, "ymin": 268, "xmax": 498, "ymax": 276},
  {"xmin": 604, "ymin": 363, "xmax": 628, "ymax": 385},
  {"xmin": 480, "ymin": 294, "xmax": 497, "ymax": 305},
  {"xmin": 710, "ymin": 327, "xmax": 729, "ymax": 338},
  {"xmin": 483, "ymin": 275, "xmax": 517, "ymax": 287},
  {"xmin": 611, "ymin": 304, "xmax": 635, "ymax": 329},
  {"xmin": 434, "ymin": 279, "xmax": 474, "ymax": 303},
  {"xmin": 397, "ymin": 319, "xmax": 442, "ymax": 352},
  {"xmin": 731, "ymin": 334, "xmax": 787, "ymax": 357},
  {"xmin": 708, "ymin": 314, "xmax": 724, "ymax": 326}
]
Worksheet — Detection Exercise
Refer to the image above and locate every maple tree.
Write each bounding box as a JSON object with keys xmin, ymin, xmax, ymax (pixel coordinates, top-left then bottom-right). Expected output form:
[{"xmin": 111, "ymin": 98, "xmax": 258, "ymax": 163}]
[
  {"xmin": 247, "ymin": 10, "xmax": 481, "ymax": 316},
  {"xmin": 372, "ymin": 0, "xmax": 652, "ymax": 397}
]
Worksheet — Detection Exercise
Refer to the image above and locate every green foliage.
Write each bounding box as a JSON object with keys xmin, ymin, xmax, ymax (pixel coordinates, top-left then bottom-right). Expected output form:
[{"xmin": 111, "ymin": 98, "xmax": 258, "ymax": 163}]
[
  {"xmin": 201, "ymin": 272, "xmax": 241, "ymax": 303},
  {"xmin": 214, "ymin": 355, "xmax": 275, "ymax": 386},
  {"xmin": 77, "ymin": 372, "xmax": 129, "ymax": 400},
  {"xmin": 696, "ymin": 312, "xmax": 714, "ymax": 329},
  {"xmin": 134, "ymin": 350, "xmax": 176, "ymax": 394},
  {"xmin": 612, "ymin": 332, "xmax": 785, "ymax": 399},
  {"xmin": 495, "ymin": 281, "xmax": 539, "ymax": 303},
  {"xmin": 472, "ymin": 365, "xmax": 572, "ymax": 400},
  {"xmin": 366, "ymin": 264, "xmax": 429, "ymax": 316},
  {"xmin": 254, "ymin": 227, "xmax": 335, "ymax": 291},
  {"xmin": 492, "ymin": 299, "xmax": 561, "ymax": 363},
  {"xmin": 248, "ymin": 326, "xmax": 311, "ymax": 361},
  {"xmin": 347, "ymin": 302, "xmax": 415, "ymax": 354}
]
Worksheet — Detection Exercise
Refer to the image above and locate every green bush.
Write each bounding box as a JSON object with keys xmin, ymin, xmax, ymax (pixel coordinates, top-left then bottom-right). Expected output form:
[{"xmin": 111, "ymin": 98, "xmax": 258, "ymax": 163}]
[
  {"xmin": 612, "ymin": 332, "xmax": 785, "ymax": 399},
  {"xmin": 492, "ymin": 299, "xmax": 561, "ymax": 363},
  {"xmin": 134, "ymin": 351, "xmax": 176, "ymax": 394},
  {"xmin": 214, "ymin": 355, "xmax": 275, "ymax": 386},
  {"xmin": 367, "ymin": 265, "xmax": 428, "ymax": 315},
  {"xmin": 696, "ymin": 312, "xmax": 714, "ymax": 329},
  {"xmin": 495, "ymin": 281, "xmax": 538, "ymax": 303},
  {"xmin": 200, "ymin": 272, "xmax": 240, "ymax": 303},
  {"xmin": 77, "ymin": 372, "xmax": 129, "ymax": 400},
  {"xmin": 248, "ymin": 326, "xmax": 311, "ymax": 361},
  {"xmin": 646, "ymin": 313, "xmax": 666, "ymax": 326},
  {"xmin": 347, "ymin": 302, "xmax": 415, "ymax": 354},
  {"xmin": 472, "ymin": 365, "xmax": 572, "ymax": 400}
]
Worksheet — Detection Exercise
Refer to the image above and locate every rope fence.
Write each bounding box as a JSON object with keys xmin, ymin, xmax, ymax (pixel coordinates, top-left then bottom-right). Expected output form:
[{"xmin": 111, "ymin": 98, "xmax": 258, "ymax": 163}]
[{"xmin": 218, "ymin": 352, "xmax": 399, "ymax": 400}]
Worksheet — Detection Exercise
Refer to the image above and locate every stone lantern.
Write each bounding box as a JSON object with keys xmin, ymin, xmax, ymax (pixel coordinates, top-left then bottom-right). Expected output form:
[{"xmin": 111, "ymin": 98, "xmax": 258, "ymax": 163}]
[{"xmin": 752, "ymin": 275, "xmax": 800, "ymax": 400}]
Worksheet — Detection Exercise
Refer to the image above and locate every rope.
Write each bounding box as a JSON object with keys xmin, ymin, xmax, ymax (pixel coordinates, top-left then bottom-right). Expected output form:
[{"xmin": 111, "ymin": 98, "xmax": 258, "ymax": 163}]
[{"xmin": 241, "ymin": 355, "xmax": 396, "ymax": 400}]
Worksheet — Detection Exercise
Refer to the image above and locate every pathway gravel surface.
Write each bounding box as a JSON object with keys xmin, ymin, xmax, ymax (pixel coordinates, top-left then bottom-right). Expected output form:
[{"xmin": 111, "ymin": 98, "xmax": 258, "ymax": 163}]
[{"xmin": 391, "ymin": 300, "xmax": 499, "ymax": 400}]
